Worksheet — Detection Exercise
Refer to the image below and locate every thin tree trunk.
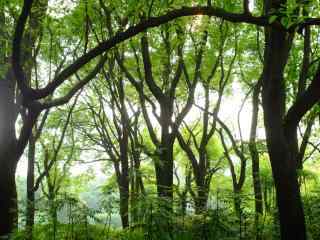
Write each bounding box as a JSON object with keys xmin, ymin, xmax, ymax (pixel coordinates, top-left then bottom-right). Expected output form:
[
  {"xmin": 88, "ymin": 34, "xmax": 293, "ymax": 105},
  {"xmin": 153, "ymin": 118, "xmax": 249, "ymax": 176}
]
[
  {"xmin": 249, "ymin": 81, "xmax": 263, "ymax": 239},
  {"xmin": 25, "ymin": 135, "xmax": 36, "ymax": 240}
]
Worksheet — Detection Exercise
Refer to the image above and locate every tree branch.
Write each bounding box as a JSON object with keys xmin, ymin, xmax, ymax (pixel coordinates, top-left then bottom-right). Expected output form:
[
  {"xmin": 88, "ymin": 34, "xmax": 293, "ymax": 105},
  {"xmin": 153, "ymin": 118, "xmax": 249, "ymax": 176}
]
[
  {"xmin": 13, "ymin": 1, "xmax": 270, "ymax": 102},
  {"xmin": 284, "ymin": 64, "xmax": 320, "ymax": 131}
]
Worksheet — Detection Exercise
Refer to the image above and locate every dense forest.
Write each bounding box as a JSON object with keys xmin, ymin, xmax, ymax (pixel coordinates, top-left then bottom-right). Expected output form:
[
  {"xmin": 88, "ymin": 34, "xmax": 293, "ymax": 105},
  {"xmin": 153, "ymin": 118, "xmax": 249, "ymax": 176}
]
[{"xmin": 1, "ymin": 0, "xmax": 320, "ymax": 239}]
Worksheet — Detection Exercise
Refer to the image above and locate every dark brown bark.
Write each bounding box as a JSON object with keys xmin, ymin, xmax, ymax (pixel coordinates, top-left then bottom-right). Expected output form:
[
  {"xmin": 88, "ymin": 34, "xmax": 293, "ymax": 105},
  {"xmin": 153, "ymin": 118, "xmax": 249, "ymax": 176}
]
[
  {"xmin": 128, "ymin": 110, "xmax": 145, "ymax": 223},
  {"xmin": 289, "ymin": 23, "xmax": 313, "ymax": 171},
  {"xmin": 0, "ymin": 80, "xmax": 23, "ymax": 234},
  {"xmin": 0, "ymin": 72, "xmax": 19, "ymax": 237},
  {"xmin": 0, "ymin": 104, "xmax": 39, "ymax": 237},
  {"xmin": 0, "ymin": 152, "xmax": 18, "ymax": 238},
  {"xmin": 113, "ymin": 145, "xmax": 129, "ymax": 228},
  {"xmin": 249, "ymin": 81, "xmax": 263, "ymax": 221},
  {"xmin": 155, "ymin": 135, "xmax": 175, "ymax": 200},
  {"xmin": 297, "ymin": 115, "xmax": 315, "ymax": 170},
  {"xmin": 25, "ymin": 135, "xmax": 36, "ymax": 240},
  {"xmin": 0, "ymin": 1, "xmax": 46, "ymax": 236},
  {"xmin": 111, "ymin": 159, "xmax": 129, "ymax": 229},
  {"xmin": 139, "ymin": 34, "xmax": 175, "ymax": 200},
  {"xmin": 118, "ymin": 77, "xmax": 130, "ymax": 228},
  {"xmin": 119, "ymin": 183, "xmax": 129, "ymax": 228},
  {"xmin": 261, "ymin": 15, "xmax": 306, "ymax": 240},
  {"xmin": 177, "ymin": 131, "xmax": 212, "ymax": 214}
]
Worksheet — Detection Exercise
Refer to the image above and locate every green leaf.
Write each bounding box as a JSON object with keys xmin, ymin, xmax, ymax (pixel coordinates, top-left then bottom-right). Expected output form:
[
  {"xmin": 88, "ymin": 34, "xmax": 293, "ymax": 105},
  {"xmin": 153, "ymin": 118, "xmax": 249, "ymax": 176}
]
[
  {"xmin": 280, "ymin": 17, "xmax": 289, "ymax": 28},
  {"xmin": 268, "ymin": 15, "xmax": 278, "ymax": 24}
]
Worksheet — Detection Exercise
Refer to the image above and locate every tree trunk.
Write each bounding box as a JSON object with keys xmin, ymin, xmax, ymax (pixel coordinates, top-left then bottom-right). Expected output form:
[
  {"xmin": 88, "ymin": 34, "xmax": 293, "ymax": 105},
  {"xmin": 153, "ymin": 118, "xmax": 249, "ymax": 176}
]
[
  {"xmin": 249, "ymin": 81, "xmax": 263, "ymax": 240},
  {"xmin": 271, "ymin": 159, "xmax": 305, "ymax": 240},
  {"xmin": 114, "ymin": 155, "xmax": 129, "ymax": 229},
  {"xmin": 48, "ymin": 193, "xmax": 58, "ymax": 240},
  {"xmin": 25, "ymin": 135, "xmax": 36, "ymax": 240},
  {"xmin": 119, "ymin": 184, "xmax": 129, "ymax": 228},
  {"xmin": 0, "ymin": 152, "xmax": 18, "ymax": 238},
  {"xmin": 251, "ymin": 146, "xmax": 263, "ymax": 240},
  {"xmin": 233, "ymin": 188, "xmax": 242, "ymax": 218},
  {"xmin": 155, "ymin": 105, "xmax": 174, "ymax": 202},
  {"xmin": 194, "ymin": 180, "xmax": 209, "ymax": 214},
  {"xmin": 130, "ymin": 155, "xmax": 137, "ymax": 224},
  {"xmin": 0, "ymin": 1, "xmax": 48, "ymax": 235},
  {"xmin": 155, "ymin": 140, "xmax": 174, "ymax": 201},
  {"xmin": 130, "ymin": 146, "xmax": 145, "ymax": 224},
  {"xmin": 181, "ymin": 194, "xmax": 187, "ymax": 216},
  {"xmin": 0, "ymin": 74, "xmax": 19, "ymax": 238},
  {"xmin": 251, "ymin": 151, "xmax": 263, "ymax": 215},
  {"xmin": 262, "ymin": 24, "xmax": 306, "ymax": 240},
  {"xmin": 119, "ymin": 96, "xmax": 130, "ymax": 229}
]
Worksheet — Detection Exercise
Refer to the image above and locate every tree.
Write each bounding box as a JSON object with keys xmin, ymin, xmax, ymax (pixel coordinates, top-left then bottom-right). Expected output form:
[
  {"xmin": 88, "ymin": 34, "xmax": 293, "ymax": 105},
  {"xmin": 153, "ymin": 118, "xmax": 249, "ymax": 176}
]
[
  {"xmin": 177, "ymin": 19, "xmax": 237, "ymax": 213},
  {"xmin": 115, "ymin": 26, "xmax": 199, "ymax": 204},
  {"xmin": 25, "ymin": 109, "xmax": 49, "ymax": 240},
  {"xmin": 260, "ymin": 1, "xmax": 320, "ymax": 239},
  {"xmin": 80, "ymin": 66, "xmax": 132, "ymax": 228},
  {"xmin": 0, "ymin": 0, "xmax": 48, "ymax": 235}
]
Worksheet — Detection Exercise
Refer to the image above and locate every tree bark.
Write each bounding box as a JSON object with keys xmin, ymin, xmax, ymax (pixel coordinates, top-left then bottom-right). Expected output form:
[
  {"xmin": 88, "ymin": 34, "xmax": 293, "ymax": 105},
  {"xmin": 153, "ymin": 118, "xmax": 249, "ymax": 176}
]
[
  {"xmin": 249, "ymin": 81, "xmax": 263, "ymax": 238},
  {"xmin": 0, "ymin": 73, "xmax": 19, "ymax": 238},
  {"xmin": 119, "ymin": 184, "xmax": 129, "ymax": 228},
  {"xmin": 261, "ymin": 22, "xmax": 306, "ymax": 240},
  {"xmin": 194, "ymin": 183, "xmax": 209, "ymax": 214},
  {"xmin": 0, "ymin": 152, "xmax": 18, "ymax": 238},
  {"xmin": 25, "ymin": 135, "xmax": 36, "ymax": 240},
  {"xmin": 48, "ymin": 190, "xmax": 58, "ymax": 240},
  {"xmin": 155, "ymin": 139, "xmax": 174, "ymax": 201},
  {"xmin": 0, "ymin": 1, "xmax": 48, "ymax": 236}
]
